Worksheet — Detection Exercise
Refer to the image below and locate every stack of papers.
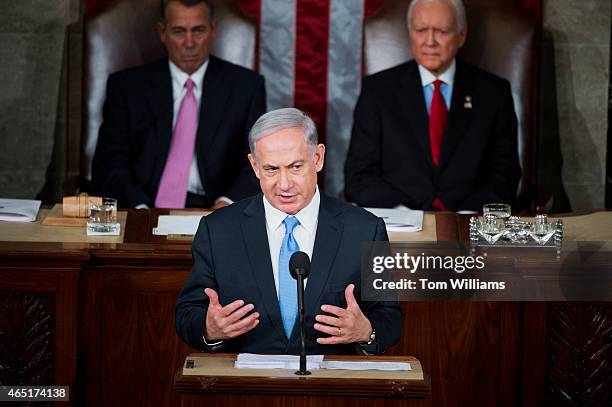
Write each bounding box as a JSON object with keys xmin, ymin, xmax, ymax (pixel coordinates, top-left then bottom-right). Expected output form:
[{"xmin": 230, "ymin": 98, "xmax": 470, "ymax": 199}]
[
  {"xmin": 0, "ymin": 198, "xmax": 41, "ymax": 222},
  {"xmin": 364, "ymin": 207, "xmax": 423, "ymax": 232},
  {"xmin": 153, "ymin": 215, "xmax": 204, "ymax": 235},
  {"xmin": 234, "ymin": 354, "xmax": 412, "ymax": 371},
  {"xmin": 235, "ymin": 353, "xmax": 324, "ymax": 369},
  {"xmin": 320, "ymin": 360, "xmax": 411, "ymax": 371}
]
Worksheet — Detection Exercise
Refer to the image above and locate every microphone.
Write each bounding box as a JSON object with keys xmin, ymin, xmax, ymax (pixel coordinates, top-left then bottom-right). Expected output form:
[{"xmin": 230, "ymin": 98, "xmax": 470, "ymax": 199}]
[
  {"xmin": 290, "ymin": 251, "xmax": 310, "ymax": 279},
  {"xmin": 290, "ymin": 251, "xmax": 311, "ymax": 375}
]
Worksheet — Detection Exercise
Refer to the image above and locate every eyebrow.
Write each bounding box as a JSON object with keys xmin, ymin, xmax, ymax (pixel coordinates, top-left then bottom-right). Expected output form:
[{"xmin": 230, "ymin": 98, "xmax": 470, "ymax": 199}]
[
  {"xmin": 170, "ymin": 24, "xmax": 207, "ymax": 31},
  {"xmin": 262, "ymin": 160, "xmax": 305, "ymax": 169}
]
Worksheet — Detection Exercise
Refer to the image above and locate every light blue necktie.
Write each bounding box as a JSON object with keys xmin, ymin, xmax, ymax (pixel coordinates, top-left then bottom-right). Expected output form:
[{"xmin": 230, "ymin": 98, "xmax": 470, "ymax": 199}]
[{"xmin": 278, "ymin": 216, "xmax": 300, "ymax": 338}]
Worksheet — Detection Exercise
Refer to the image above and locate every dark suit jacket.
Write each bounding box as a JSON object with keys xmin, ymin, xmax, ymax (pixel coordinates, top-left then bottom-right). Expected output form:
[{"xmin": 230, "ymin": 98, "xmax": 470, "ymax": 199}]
[
  {"xmin": 344, "ymin": 60, "xmax": 521, "ymax": 211},
  {"xmin": 92, "ymin": 56, "xmax": 266, "ymax": 208},
  {"xmin": 175, "ymin": 193, "xmax": 403, "ymax": 355}
]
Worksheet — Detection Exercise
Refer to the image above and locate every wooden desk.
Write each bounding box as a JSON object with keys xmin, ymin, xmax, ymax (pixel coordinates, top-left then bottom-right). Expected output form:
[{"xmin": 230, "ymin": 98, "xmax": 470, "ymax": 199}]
[
  {"xmin": 173, "ymin": 353, "xmax": 429, "ymax": 406},
  {"xmin": 1, "ymin": 210, "xmax": 611, "ymax": 406}
]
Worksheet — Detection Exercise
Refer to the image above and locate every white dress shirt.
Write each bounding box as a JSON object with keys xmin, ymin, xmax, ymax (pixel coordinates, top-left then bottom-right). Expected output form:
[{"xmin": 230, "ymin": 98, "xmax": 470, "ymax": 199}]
[
  {"xmin": 263, "ymin": 188, "xmax": 320, "ymax": 297},
  {"xmin": 168, "ymin": 60, "xmax": 208, "ymax": 196},
  {"xmin": 418, "ymin": 58, "xmax": 456, "ymax": 113}
]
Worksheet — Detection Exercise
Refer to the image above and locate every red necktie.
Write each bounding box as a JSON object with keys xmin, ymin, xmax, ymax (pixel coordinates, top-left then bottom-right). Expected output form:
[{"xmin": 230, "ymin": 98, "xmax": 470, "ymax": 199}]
[
  {"xmin": 429, "ymin": 79, "xmax": 447, "ymax": 166},
  {"xmin": 429, "ymin": 80, "xmax": 449, "ymax": 211}
]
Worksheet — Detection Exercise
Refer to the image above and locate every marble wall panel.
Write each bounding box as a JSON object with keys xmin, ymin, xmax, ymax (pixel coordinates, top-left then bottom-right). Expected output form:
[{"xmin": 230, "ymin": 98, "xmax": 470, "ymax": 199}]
[{"xmin": 543, "ymin": 0, "xmax": 610, "ymax": 209}]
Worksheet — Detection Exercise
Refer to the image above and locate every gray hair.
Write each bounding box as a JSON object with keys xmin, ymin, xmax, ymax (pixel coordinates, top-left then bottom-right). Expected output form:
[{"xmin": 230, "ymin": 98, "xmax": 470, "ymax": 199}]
[
  {"xmin": 407, "ymin": 0, "xmax": 467, "ymax": 33},
  {"xmin": 248, "ymin": 108, "xmax": 318, "ymax": 158},
  {"xmin": 160, "ymin": 0, "xmax": 214, "ymax": 22}
]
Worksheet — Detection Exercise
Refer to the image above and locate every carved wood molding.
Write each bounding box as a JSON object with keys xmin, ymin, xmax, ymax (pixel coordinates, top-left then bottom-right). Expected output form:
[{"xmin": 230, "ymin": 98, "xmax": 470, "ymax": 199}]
[
  {"xmin": 0, "ymin": 293, "xmax": 54, "ymax": 386},
  {"xmin": 546, "ymin": 303, "xmax": 612, "ymax": 405}
]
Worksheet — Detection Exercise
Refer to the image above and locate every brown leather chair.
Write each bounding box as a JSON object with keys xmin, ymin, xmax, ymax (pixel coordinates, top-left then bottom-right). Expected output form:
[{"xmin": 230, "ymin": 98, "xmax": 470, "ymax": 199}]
[
  {"xmin": 81, "ymin": 0, "xmax": 256, "ymax": 183},
  {"xmin": 363, "ymin": 0, "xmax": 540, "ymax": 210}
]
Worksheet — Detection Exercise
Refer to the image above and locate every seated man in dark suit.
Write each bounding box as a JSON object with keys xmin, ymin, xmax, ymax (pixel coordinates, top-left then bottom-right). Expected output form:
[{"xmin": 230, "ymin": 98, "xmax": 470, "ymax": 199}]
[
  {"xmin": 92, "ymin": 0, "xmax": 265, "ymax": 209},
  {"xmin": 344, "ymin": 0, "xmax": 521, "ymax": 212},
  {"xmin": 176, "ymin": 108, "xmax": 402, "ymax": 354}
]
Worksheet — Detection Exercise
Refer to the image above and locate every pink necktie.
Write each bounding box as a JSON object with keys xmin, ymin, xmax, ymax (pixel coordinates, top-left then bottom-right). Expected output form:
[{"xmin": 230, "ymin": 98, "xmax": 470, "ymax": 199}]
[{"xmin": 155, "ymin": 78, "xmax": 198, "ymax": 208}]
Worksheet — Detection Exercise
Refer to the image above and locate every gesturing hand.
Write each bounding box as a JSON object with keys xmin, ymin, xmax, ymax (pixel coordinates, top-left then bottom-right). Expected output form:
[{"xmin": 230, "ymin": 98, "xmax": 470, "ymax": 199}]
[
  {"xmin": 204, "ymin": 288, "xmax": 260, "ymax": 341},
  {"xmin": 314, "ymin": 284, "xmax": 372, "ymax": 345}
]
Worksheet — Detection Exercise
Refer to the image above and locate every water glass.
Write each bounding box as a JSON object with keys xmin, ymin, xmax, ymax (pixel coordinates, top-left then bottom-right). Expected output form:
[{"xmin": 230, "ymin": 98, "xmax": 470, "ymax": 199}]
[{"xmin": 87, "ymin": 197, "xmax": 120, "ymax": 234}]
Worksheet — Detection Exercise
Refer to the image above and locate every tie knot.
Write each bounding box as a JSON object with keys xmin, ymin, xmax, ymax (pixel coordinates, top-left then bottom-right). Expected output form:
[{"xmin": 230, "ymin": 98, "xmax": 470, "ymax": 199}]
[
  {"xmin": 283, "ymin": 216, "xmax": 300, "ymax": 234},
  {"xmin": 433, "ymin": 79, "xmax": 444, "ymax": 91},
  {"xmin": 185, "ymin": 78, "xmax": 195, "ymax": 91}
]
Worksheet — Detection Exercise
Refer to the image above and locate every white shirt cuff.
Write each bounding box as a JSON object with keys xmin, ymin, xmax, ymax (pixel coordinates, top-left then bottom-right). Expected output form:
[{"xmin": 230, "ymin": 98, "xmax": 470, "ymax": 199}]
[
  {"xmin": 215, "ymin": 196, "xmax": 234, "ymax": 205},
  {"xmin": 202, "ymin": 335, "xmax": 224, "ymax": 348}
]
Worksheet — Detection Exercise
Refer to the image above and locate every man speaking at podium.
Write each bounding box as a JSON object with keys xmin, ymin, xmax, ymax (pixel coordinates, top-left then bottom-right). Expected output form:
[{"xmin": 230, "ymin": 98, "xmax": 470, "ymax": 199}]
[{"xmin": 176, "ymin": 108, "xmax": 402, "ymax": 355}]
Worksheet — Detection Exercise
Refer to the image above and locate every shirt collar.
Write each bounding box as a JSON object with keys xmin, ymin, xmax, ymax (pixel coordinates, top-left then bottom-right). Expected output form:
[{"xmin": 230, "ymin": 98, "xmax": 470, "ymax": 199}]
[
  {"xmin": 418, "ymin": 58, "xmax": 456, "ymax": 87},
  {"xmin": 263, "ymin": 188, "xmax": 321, "ymax": 235},
  {"xmin": 168, "ymin": 59, "xmax": 209, "ymax": 91}
]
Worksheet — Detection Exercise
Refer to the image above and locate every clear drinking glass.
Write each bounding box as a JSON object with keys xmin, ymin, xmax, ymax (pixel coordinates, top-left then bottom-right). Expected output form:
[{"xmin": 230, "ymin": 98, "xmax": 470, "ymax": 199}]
[{"xmin": 87, "ymin": 197, "xmax": 119, "ymax": 234}]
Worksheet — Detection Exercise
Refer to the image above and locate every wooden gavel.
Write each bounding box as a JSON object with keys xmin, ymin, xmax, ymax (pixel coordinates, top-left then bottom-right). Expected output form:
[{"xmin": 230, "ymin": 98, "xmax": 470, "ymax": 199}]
[{"xmin": 63, "ymin": 194, "xmax": 102, "ymax": 218}]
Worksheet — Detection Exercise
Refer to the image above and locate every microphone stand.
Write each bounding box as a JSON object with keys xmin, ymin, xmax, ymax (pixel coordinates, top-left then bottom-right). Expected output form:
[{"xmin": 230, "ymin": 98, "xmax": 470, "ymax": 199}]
[{"xmin": 295, "ymin": 269, "xmax": 311, "ymax": 375}]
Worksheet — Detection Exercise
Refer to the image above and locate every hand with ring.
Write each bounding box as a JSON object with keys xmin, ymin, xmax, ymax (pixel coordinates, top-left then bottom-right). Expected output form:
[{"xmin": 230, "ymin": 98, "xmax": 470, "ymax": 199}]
[{"xmin": 314, "ymin": 284, "xmax": 372, "ymax": 345}]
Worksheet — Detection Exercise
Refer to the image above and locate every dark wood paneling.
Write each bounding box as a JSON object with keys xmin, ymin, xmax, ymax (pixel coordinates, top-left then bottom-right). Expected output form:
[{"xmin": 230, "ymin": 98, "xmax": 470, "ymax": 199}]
[
  {"xmin": 435, "ymin": 212, "xmax": 460, "ymax": 241},
  {"xmin": 387, "ymin": 302, "xmax": 518, "ymax": 407},
  {"xmin": 497, "ymin": 302, "xmax": 521, "ymax": 407},
  {"xmin": 429, "ymin": 302, "xmax": 501, "ymax": 407},
  {"xmin": 523, "ymin": 302, "xmax": 546, "ymax": 407},
  {"xmin": 81, "ymin": 267, "xmax": 192, "ymax": 407},
  {"xmin": 100, "ymin": 292, "xmax": 191, "ymax": 406},
  {"xmin": 0, "ymin": 293, "xmax": 54, "ymax": 386},
  {"xmin": 3, "ymin": 211, "xmax": 611, "ymax": 406},
  {"xmin": 388, "ymin": 303, "xmax": 433, "ymax": 407},
  {"xmin": 123, "ymin": 208, "xmax": 150, "ymax": 243},
  {"xmin": 546, "ymin": 303, "xmax": 612, "ymax": 406},
  {"xmin": 0, "ymin": 259, "xmax": 81, "ymax": 406},
  {"xmin": 180, "ymin": 394, "xmax": 425, "ymax": 407}
]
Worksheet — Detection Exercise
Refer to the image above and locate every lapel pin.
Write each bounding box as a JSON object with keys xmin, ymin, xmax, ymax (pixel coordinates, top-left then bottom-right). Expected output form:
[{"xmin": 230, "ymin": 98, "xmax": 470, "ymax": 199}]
[{"xmin": 464, "ymin": 96, "xmax": 472, "ymax": 109}]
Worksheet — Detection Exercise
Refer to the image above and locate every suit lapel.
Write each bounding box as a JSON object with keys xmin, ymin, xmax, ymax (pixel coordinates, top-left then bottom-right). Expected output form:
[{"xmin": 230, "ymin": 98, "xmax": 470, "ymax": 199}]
[
  {"xmin": 397, "ymin": 62, "xmax": 435, "ymax": 170},
  {"xmin": 241, "ymin": 196, "xmax": 287, "ymax": 343},
  {"xmin": 196, "ymin": 56, "xmax": 230, "ymax": 170},
  {"xmin": 145, "ymin": 60, "xmax": 174, "ymax": 187},
  {"xmin": 304, "ymin": 196, "xmax": 343, "ymax": 319},
  {"xmin": 439, "ymin": 61, "xmax": 474, "ymax": 171}
]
